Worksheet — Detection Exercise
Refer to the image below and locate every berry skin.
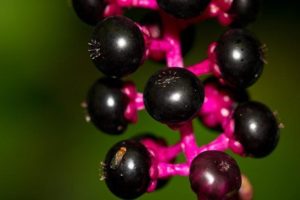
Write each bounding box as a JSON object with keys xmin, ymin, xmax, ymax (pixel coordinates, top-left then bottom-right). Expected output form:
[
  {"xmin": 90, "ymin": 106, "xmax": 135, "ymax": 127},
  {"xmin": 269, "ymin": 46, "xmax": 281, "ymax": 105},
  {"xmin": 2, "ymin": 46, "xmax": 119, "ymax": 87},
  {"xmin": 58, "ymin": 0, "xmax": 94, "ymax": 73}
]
[
  {"xmin": 189, "ymin": 151, "xmax": 241, "ymax": 200},
  {"xmin": 104, "ymin": 140, "xmax": 151, "ymax": 199},
  {"xmin": 157, "ymin": 0, "xmax": 211, "ymax": 19},
  {"xmin": 215, "ymin": 29, "xmax": 264, "ymax": 88},
  {"xmin": 229, "ymin": 0, "xmax": 260, "ymax": 27},
  {"xmin": 72, "ymin": 0, "xmax": 106, "ymax": 25},
  {"xmin": 86, "ymin": 77, "xmax": 129, "ymax": 135},
  {"xmin": 89, "ymin": 16, "xmax": 145, "ymax": 77},
  {"xmin": 234, "ymin": 101, "xmax": 280, "ymax": 158},
  {"xmin": 143, "ymin": 67, "xmax": 204, "ymax": 125}
]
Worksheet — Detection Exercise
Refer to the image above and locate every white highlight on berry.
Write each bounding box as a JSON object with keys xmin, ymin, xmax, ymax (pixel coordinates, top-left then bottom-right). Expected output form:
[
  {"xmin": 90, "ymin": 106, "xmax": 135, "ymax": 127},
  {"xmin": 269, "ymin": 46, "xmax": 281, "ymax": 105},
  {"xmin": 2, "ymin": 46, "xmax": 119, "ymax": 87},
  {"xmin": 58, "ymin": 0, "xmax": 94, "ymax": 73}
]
[
  {"xmin": 117, "ymin": 37, "xmax": 127, "ymax": 48},
  {"xmin": 170, "ymin": 92, "xmax": 181, "ymax": 102},
  {"xmin": 204, "ymin": 171, "xmax": 215, "ymax": 185},
  {"xmin": 249, "ymin": 122, "xmax": 257, "ymax": 131},
  {"xmin": 106, "ymin": 96, "xmax": 115, "ymax": 107},
  {"xmin": 232, "ymin": 49, "xmax": 242, "ymax": 60},
  {"xmin": 128, "ymin": 160, "xmax": 135, "ymax": 170}
]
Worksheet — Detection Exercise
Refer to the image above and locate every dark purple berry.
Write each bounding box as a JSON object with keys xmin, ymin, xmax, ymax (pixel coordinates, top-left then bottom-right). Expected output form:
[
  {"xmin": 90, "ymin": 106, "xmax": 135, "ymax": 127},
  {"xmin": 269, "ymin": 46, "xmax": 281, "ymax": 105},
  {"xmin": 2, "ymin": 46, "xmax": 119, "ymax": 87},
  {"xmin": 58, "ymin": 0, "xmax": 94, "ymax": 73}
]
[
  {"xmin": 157, "ymin": 0, "xmax": 211, "ymax": 19},
  {"xmin": 89, "ymin": 16, "xmax": 145, "ymax": 77},
  {"xmin": 229, "ymin": 0, "xmax": 260, "ymax": 27},
  {"xmin": 143, "ymin": 67, "xmax": 204, "ymax": 125},
  {"xmin": 234, "ymin": 101, "xmax": 280, "ymax": 158},
  {"xmin": 215, "ymin": 29, "xmax": 264, "ymax": 88},
  {"xmin": 189, "ymin": 151, "xmax": 241, "ymax": 200},
  {"xmin": 86, "ymin": 77, "xmax": 129, "ymax": 135},
  {"xmin": 104, "ymin": 140, "xmax": 151, "ymax": 199},
  {"xmin": 72, "ymin": 0, "xmax": 106, "ymax": 25}
]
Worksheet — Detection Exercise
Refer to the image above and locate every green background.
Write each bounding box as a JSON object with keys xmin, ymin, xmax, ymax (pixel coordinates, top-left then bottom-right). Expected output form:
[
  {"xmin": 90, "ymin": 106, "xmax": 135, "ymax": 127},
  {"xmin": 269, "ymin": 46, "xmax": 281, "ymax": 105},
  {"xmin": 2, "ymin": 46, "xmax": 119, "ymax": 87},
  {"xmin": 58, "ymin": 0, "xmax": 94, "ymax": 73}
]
[{"xmin": 0, "ymin": 0, "xmax": 299, "ymax": 199}]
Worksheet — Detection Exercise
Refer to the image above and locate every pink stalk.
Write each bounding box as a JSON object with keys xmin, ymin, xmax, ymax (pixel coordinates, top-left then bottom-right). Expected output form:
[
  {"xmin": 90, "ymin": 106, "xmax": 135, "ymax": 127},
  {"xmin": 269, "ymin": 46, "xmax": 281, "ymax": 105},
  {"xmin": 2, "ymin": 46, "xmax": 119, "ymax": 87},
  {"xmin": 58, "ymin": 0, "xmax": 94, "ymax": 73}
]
[
  {"xmin": 179, "ymin": 122, "xmax": 200, "ymax": 164},
  {"xmin": 135, "ymin": 93, "xmax": 145, "ymax": 110},
  {"xmin": 122, "ymin": 82, "xmax": 138, "ymax": 123},
  {"xmin": 157, "ymin": 163, "xmax": 190, "ymax": 178},
  {"xmin": 116, "ymin": 0, "xmax": 158, "ymax": 9},
  {"xmin": 188, "ymin": 59, "xmax": 214, "ymax": 76},
  {"xmin": 142, "ymin": 139, "xmax": 182, "ymax": 162},
  {"xmin": 160, "ymin": 12, "xmax": 184, "ymax": 67}
]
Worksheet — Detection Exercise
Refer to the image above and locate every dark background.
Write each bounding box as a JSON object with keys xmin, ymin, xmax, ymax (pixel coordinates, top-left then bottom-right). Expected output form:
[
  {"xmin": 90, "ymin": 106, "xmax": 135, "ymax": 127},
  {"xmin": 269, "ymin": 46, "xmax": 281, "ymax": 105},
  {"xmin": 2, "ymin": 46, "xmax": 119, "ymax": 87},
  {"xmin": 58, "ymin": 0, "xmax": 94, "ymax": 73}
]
[{"xmin": 0, "ymin": 0, "xmax": 299, "ymax": 199}]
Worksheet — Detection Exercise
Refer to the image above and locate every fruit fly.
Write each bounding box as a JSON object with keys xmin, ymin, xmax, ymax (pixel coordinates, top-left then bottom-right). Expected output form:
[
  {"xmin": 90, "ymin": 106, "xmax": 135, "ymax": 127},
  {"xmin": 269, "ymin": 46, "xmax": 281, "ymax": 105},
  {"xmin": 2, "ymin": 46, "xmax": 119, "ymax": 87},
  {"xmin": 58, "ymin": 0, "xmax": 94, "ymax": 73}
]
[{"xmin": 110, "ymin": 147, "xmax": 127, "ymax": 170}]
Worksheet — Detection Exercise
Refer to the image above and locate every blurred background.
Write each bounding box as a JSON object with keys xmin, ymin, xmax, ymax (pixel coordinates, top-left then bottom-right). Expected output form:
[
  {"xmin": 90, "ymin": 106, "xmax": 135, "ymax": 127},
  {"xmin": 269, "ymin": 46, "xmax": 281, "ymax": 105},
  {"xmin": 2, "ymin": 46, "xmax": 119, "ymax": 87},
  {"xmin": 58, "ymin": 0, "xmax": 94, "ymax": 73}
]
[{"xmin": 0, "ymin": 0, "xmax": 299, "ymax": 199}]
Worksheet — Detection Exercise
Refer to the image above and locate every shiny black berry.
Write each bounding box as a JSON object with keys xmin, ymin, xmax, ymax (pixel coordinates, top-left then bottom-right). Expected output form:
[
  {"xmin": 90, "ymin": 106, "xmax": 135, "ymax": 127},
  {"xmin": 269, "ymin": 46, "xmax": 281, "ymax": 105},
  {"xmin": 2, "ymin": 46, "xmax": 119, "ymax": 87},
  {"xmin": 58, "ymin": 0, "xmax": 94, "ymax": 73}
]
[
  {"xmin": 144, "ymin": 67, "xmax": 204, "ymax": 125},
  {"xmin": 189, "ymin": 151, "xmax": 241, "ymax": 200},
  {"xmin": 234, "ymin": 101, "xmax": 280, "ymax": 158},
  {"xmin": 72, "ymin": 0, "xmax": 106, "ymax": 25},
  {"xmin": 86, "ymin": 78, "xmax": 129, "ymax": 135},
  {"xmin": 229, "ymin": 0, "xmax": 260, "ymax": 27},
  {"xmin": 89, "ymin": 16, "xmax": 145, "ymax": 77},
  {"xmin": 104, "ymin": 140, "xmax": 151, "ymax": 199},
  {"xmin": 157, "ymin": 0, "xmax": 211, "ymax": 19},
  {"xmin": 215, "ymin": 29, "xmax": 264, "ymax": 88}
]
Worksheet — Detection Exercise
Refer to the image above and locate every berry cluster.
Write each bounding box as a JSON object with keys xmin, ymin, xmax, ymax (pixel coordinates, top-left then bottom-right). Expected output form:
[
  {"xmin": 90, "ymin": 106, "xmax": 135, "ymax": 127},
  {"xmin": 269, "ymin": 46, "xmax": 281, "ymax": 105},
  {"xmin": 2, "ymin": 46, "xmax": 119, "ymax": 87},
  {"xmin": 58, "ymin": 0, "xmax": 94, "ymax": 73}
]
[{"xmin": 72, "ymin": 0, "xmax": 281, "ymax": 199}]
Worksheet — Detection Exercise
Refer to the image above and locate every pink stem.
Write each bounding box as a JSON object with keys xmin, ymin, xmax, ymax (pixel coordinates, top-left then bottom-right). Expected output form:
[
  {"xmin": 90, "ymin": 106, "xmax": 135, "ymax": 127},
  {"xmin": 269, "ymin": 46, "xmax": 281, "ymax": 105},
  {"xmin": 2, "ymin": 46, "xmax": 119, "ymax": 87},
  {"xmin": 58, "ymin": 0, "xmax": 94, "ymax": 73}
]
[
  {"xmin": 157, "ymin": 163, "xmax": 190, "ymax": 178},
  {"xmin": 197, "ymin": 134, "xmax": 229, "ymax": 154},
  {"xmin": 188, "ymin": 59, "xmax": 214, "ymax": 76},
  {"xmin": 179, "ymin": 122, "xmax": 200, "ymax": 164},
  {"xmin": 160, "ymin": 13, "xmax": 184, "ymax": 67},
  {"xmin": 135, "ymin": 93, "xmax": 144, "ymax": 110},
  {"xmin": 148, "ymin": 38, "xmax": 172, "ymax": 55},
  {"xmin": 116, "ymin": 0, "xmax": 158, "ymax": 9},
  {"xmin": 122, "ymin": 82, "xmax": 139, "ymax": 123},
  {"xmin": 141, "ymin": 139, "xmax": 182, "ymax": 162}
]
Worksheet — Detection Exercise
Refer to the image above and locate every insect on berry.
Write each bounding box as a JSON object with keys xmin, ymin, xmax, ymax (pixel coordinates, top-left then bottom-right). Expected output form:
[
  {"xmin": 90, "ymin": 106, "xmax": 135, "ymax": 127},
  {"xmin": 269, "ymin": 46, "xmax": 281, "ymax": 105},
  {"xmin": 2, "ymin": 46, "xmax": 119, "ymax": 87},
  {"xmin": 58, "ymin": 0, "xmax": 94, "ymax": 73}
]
[{"xmin": 104, "ymin": 140, "xmax": 151, "ymax": 199}]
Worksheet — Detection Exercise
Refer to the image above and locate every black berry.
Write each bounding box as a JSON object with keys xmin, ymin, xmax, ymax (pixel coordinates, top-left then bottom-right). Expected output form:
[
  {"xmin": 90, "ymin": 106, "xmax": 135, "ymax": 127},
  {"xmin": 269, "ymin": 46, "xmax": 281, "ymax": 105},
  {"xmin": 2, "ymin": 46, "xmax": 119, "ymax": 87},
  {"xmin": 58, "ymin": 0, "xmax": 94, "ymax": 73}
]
[
  {"xmin": 157, "ymin": 0, "xmax": 211, "ymax": 19},
  {"xmin": 144, "ymin": 67, "xmax": 204, "ymax": 125},
  {"xmin": 234, "ymin": 101, "xmax": 280, "ymax": 158},
  {"xmin": 86, "ymin": 77, "xmax": 129, "ymax": 135},
  {"xmin": 229, "ymin": 0, "xmax": 260, "ymax": 27},
  {"xmin": 89, "ymin": 16, "xmax": 145, "ymax": 77},
  {"xmin": 72, "ymin": 0, "xmax": 106, "ymax": 25},
  {"xmin": 215, "ymin": 29, "xmax": 264, "ymax": 88},
  {"xmin": 189, "ymin": 151, "xmax": 241, "ymax": 200},
  {"xmin": 104, "ymin": 140, "xmax": 151, "ymax": 199}
]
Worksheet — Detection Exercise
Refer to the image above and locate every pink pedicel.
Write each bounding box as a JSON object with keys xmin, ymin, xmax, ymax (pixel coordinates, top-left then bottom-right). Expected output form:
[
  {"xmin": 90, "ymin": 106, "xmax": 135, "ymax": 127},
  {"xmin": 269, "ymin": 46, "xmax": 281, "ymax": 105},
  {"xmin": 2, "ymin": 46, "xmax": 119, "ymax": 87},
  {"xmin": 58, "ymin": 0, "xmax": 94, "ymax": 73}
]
[{"xmin": 101, "ymin": 0, "xmax": 243, "ymax": 193}]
